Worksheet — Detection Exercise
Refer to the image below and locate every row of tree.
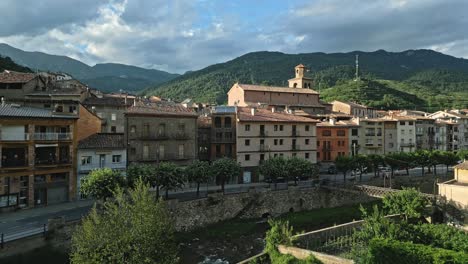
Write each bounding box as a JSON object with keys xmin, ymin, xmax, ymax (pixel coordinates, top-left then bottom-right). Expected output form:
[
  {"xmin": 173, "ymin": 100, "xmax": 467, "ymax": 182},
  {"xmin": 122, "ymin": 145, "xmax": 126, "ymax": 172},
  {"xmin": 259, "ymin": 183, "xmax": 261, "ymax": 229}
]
[
  {"xmin": 334, "ymin": 150, "xmax": 465, "ymax": 181},
  {"xmin": 259, "ymin": 156, "xmax": 319, "ymax": 187},
  {"xmin": 80, "ymin": 158, "xmax": 241, "ymax": 200}
]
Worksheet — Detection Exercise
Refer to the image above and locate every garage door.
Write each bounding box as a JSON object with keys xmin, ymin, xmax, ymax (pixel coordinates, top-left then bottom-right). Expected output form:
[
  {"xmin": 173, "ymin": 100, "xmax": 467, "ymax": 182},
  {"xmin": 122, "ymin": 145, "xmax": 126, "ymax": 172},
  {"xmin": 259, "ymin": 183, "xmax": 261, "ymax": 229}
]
[{"xmin": 48, "ymin": 186, "xmax": 68, "ymax": 204}]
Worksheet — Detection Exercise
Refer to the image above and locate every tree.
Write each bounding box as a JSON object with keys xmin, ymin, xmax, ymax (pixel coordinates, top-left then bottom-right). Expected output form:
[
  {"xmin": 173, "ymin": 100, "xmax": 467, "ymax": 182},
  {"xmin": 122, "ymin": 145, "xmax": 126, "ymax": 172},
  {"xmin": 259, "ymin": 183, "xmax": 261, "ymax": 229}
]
[
  {"xmin": 335, "ymin": 155, "xmax": 354, "ymax": 182},
  {"xmin": 439, "ymin": 151, "xmax": 459, "ymax": 173},
  {"xmin": 428, "ymin": 150, "xmax": 443, "ymax": 175},
  {"xmin": 80, "ymin": 168, "xmax": 126, "ymax": 200},
  {"xmin": 157, "ymin": 162, "xmax": 185, "ymax": 199},
  {"xmin": 185, "ymin": 160, "xmax": 212, "ymax": 196},
  {"xmin": 259, "ymin": 157, "xmax": 288, "ymax": 188},
  {"xmin": 71, "ymin": 180, "xmax": 179, "ymax": 264},
  {"xmin": 286, "ymin": 156, "xmax": 317, "ymax": 185},
  {"xmin": 384, "ymin": 153, "xmax": 404, "ymax": 177},
  {"xmin": 127, "ymin": 164, "xmax": 161, "ymax": 197},
  {"xmin": 457, "ymin": 149, "xmax": 468, "ymax": 161},
  {"xmin": 382, "ymin": 187, "xmax": 428, "ymax": 221},
  {"xmin": 353, "ymin": 155, "xmax": 369, "ymax": 182},
  {"xmin": 368, "ymin": 154, "xmax": 384, "ymax": 178},
  {"xmin": 211, "ymin": 158, "xmax": 241, "ymax": 193},
  {"xmin": 413, "ymin": 150, "xmax": 431, "ymax": 176}
]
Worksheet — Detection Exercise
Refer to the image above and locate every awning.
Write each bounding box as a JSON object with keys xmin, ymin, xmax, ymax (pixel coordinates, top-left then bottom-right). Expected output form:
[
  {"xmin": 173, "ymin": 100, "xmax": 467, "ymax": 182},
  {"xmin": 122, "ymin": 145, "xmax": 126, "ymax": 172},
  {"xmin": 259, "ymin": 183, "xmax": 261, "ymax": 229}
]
[{"xmin": 35, "ymin": 144, "xmax": 58, "ymax": 148}]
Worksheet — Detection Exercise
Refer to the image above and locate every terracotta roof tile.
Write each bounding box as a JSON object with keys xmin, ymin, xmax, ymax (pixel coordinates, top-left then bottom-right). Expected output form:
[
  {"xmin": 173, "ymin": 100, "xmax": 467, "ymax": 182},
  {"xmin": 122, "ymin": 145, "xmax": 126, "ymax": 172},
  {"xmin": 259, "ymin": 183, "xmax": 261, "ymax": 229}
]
[
  {"xmin": 237, "ymin": 107, "xmax": 319, "ymax": 123},
  {"xmin": 126, "ymin": 101, "xmax": 197, "ymax": 117},
  {"xmin": 78, "ymin": 133, "xmax": 125, "ymax": 149},
  {"xmin": 0, "ymin": 70, "xmax": 36, "ymax": 83}
]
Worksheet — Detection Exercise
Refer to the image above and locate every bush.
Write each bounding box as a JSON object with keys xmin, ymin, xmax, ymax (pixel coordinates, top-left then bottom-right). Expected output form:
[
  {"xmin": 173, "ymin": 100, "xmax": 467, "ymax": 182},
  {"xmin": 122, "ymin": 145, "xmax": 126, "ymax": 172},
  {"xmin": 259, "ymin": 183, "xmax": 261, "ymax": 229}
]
[
  {"xmin": 80, "ymin": 168, "xmax": 126, "ymax": 200},
  {"xmin": 366, "ymin": 238, "xmax": 468, "ymax": 264}
]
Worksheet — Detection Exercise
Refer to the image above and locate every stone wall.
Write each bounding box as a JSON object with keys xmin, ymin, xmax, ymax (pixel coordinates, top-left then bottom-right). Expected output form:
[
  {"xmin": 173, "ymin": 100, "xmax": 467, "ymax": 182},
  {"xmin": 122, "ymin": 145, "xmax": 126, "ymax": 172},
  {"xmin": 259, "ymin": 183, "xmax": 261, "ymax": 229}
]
[{"xmin": 167, "ymin": 186, "xmax": 376, "ymax": 231}]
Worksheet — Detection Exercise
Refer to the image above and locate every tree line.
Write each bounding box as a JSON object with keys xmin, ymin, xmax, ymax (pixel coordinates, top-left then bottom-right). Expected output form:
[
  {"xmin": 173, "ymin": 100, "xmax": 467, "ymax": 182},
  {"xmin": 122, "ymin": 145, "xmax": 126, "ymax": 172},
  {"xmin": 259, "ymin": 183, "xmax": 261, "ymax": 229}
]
[{"xmin": 334, "ymin": 149, "xmax": 467, "ymax": 182}]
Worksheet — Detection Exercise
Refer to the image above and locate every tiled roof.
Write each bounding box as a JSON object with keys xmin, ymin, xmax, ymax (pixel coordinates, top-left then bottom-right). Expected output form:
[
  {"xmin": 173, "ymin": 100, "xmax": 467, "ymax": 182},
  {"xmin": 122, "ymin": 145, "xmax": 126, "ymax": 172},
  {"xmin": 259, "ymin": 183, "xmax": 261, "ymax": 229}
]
[
  {"xmin": 236, "ymin": 83, "xmax": 319, "ymax": 94},
  {"xmin": 454, "ymin": 161, "xmax": 468, "ymax": 170},
  {"xmin": 0, "ymin": 70, "xmax": 36, "ymax": 83},
  {"xmin": 83, "ymin": 96, "xmax": 134, "ymax": 106},
  {"xmin": 126, "ymin": 101, "xmax": 198, "ymax": 117},
  {"xmin": 237, "ymin": 107, "xmax": 319, "ymax": 123},
  {"xmin": 317, "ymin": 120, "xmax": 359, "ymax": 127},
  {"xmin": 332, "ymin": 100, "xmax": 372, "ymax": 109},
  {"xmin": 0, "ymin": 104, "xmax": 77, "ymax": 119},
  {"xmin": 197, "ymin": 116, "xmax": 212, "ymax": 128},
  {"xmin": 78, "ymin": 133, "xmax": 125, "ymax": 149}
]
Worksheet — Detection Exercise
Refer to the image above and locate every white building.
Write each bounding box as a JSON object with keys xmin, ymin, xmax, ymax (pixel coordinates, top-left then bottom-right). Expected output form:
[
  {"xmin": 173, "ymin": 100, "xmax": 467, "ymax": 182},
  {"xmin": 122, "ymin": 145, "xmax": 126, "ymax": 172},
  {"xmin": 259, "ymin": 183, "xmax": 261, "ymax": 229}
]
[
  {"xmin": 428, "ymin": 111, "xmax": 468, "ymax": 150},
  {"xmin": 77, "ymin": 133, "xmax": 126, "ymax": 199}
]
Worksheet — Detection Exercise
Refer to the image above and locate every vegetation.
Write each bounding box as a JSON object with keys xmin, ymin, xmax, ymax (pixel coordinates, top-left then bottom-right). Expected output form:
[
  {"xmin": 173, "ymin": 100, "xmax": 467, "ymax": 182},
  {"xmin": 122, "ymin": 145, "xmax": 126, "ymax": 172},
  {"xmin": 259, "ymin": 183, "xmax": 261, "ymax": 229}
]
[
  {"xmin": 143, "ymin": 49, "xmax": 468, "ymax": 110},
  {"xmin": 156, "ymin": 162, "xmax": 185, "ymax": 199},
  {"xmin": 211, "ymin": 158, "xmax": 241, "ymax": 193},
  {"xmin": 382, "ymin": 187, "xmax": 428, "ymax": 220},
  {"xmin": 185, "ymin": 160, "xmax": 213, "ymax": 196},
  {"xmin": 0, "ymin": 55, "xmax": 32, "ymax": 72},
  {"xmin": 71, "ymin": 180, "xmax": 179, "ymax": 264},
  {"xmin": 80, "ymin": 168, "xmax": 126, "ymax": 200}
]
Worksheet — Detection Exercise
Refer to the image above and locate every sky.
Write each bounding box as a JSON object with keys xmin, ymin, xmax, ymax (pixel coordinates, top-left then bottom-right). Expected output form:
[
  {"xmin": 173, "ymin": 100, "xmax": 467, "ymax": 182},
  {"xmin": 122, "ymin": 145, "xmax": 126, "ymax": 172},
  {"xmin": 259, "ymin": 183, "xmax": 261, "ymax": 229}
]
[{"xmin": 0, "ymin": 0, "xmax": 467, "ymax": 74}]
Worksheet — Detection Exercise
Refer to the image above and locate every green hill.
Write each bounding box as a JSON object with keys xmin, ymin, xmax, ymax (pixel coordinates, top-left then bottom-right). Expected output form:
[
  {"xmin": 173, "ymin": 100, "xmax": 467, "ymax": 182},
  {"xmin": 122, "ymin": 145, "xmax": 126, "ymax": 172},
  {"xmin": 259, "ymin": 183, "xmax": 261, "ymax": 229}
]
[
  {"xmin": 0, "ymin": 43, "xmax": 179, "ymax": 92},
  {"xmin": 0, "ymin": 56, "xmax": 32, "ymax": 73},
  {"xmin": 143, "ymin": 49, "xmax": 468, "ymax": 109}
]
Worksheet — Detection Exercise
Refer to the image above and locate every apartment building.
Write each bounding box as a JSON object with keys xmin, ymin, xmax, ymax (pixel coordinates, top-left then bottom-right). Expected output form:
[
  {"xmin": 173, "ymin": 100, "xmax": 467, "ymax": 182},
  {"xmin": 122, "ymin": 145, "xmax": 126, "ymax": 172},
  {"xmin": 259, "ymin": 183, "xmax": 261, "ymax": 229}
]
[
  {"xmin": 236, "ymin": 107, "xmax": 318, "ymax": 183},
  {"xmin": 331, "ymin": 100, "xmax": 377, "ymax": 118},
  {"xmin": 429, "ymin": 110, "xmax": 468, "ymax": 150},
  {"xmin": 228, "ymin": 65, "xmax": 328, "ymax": 115},
  {"xmin": 125, "ymin": 102, "xmax": 198, "ymax": 166},
  {"xmin": 393, "ymin": 116, "xmax": 417, "ymax": 152},
  {"xmin": 197, "ymin": 115, "xmax": 211, "ymax": 161},
  {"xmin": 356, "ymin": 118, "xmax": 385, "ymax": 155},
  {"xmin": 77, "ymin": 133, "xmax": 126, "ymax": 199},
  {"xmin": 316, "ymin": 119, "xmax": 352, "ymax": 163},
  {"xmin": 383, "ymin": 119, "xmax": 398, "ymax": 154},
  {"xmin": 83, "ymin": 95, "xmax": 134, "ymax": 133},
  {"xmin": 211, "ymin": 106, "xmax": 237, "ymax": 160},
  {"xmin": 0, "ymin": 104, "xmax": 77, "ymax": 211}
]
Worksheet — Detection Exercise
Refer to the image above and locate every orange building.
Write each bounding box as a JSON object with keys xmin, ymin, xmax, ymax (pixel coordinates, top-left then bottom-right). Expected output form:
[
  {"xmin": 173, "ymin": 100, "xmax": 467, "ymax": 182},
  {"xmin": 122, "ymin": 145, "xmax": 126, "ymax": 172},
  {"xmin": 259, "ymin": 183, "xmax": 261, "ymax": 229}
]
[{"xmin": 316, "ymin": 119, "xmax": 351, "ymax": 163}]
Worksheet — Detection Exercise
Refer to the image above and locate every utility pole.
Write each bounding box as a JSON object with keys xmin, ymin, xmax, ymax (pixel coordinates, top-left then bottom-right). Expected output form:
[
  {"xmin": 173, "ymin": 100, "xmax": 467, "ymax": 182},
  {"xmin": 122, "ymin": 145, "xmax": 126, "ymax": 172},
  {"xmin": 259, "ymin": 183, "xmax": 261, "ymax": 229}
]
[{"xmin": 354, "ymin": 54, "xmax": 360, "ymax": 81}]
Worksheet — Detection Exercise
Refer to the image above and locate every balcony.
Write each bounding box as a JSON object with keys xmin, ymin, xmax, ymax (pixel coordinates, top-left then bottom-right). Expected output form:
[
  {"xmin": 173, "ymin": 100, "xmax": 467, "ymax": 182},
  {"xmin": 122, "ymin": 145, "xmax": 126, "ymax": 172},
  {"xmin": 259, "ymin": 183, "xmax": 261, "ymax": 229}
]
[
  {"xmin": 35, "ymin": 158, "xmax": 71, "ymax": 166},
  {"xmin": 1, "ymin": 159, "xmax": 28, "ymax": 168},
  {"xmin": 365, "ymin": 133, "xmax": 375, "ymax": 136},
  {"xmin": 79, "ymin": 162, "xmax": 126, "ymax": 173},
  {"xmin": 139, "ymin": 133, "xmax": 169, "ymax": 140},
  {"xmin": 0, "ymin": 132, "xmax": 29, "ymax": 141},
  {"xmin": 172, "ymin": 132, "xmax": 190, "ymax": 140},
  {"xmin": 34, "ymin": 133, "xmax": 71, "ymax": 141},
  {"xmin": 400, "ymin": 143, "xmax": 415, "ymax": 147},
  {"xmin": 260, "ymin": 130, "xmax": 267, "ymax": 137},
  {"xmin": 292, "ymin": 131, "xmax": 299, "ymax": 137},
  {"xmin": 321, "ymin": 146, "xmax": 332, "ymax": 151}
]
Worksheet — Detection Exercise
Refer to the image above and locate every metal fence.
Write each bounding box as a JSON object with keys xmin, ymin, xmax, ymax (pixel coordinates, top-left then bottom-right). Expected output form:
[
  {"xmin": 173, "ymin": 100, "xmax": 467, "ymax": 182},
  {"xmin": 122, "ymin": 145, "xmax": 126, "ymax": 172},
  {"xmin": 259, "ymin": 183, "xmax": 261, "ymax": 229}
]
[{"xmin": 1, "ymin": 224, "xmax": 48, "ymax": 249}]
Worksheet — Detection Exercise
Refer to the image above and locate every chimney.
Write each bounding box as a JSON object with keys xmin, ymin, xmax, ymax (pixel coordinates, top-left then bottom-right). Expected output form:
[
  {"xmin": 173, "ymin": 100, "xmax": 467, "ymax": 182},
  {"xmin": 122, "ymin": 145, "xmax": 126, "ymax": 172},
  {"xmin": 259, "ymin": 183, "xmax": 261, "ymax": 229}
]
[
  {"xmin": 124, "ymin": 93, "xmax": 128, "ymax": 105},
  {"xmin": 271, "ymin": 107, "xmax": 275, "ymax": 113},
  {"xmin": 251, "ymin": 108, "xmax": 256, "ymax": 116},
  {"xmin": 1, "ymin": 97, "xmax": 4, "ymax": 106},
  {"xmin": 329, "ymin": 118, "xmax": 336, "ymax": 125}
]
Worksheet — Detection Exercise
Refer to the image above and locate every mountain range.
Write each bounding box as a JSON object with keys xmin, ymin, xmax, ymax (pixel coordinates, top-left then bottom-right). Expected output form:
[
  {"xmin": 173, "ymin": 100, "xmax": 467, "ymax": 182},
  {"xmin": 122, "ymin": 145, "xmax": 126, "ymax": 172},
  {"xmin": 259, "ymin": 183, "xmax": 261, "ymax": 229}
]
[
  {"xmin": 0, "ymin": 43, "xmax": 179, "ymax": 92},
  {"xmin": 142, "ymin": 49, "xmax": 468, "ymax": 110}
]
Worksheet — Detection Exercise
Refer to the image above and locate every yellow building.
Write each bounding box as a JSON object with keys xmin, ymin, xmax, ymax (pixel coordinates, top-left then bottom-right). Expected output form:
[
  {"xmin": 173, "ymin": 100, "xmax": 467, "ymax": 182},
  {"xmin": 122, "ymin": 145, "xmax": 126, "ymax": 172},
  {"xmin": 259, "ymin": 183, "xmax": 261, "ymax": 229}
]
[{"xmin": 438, "ymin": 161, "xmax": 468, "ymax": 226}]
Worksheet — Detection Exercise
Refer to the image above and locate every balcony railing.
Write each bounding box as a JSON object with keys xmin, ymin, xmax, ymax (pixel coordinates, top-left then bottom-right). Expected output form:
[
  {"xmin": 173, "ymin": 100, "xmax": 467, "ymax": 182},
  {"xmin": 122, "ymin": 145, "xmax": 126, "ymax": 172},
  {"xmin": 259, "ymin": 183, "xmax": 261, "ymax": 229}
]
[
  {"xmin": 365, "ymin": 133, "xmax": 375, "ymax": 136},
  {"xmin": 139, "ymin": 133, "xmax": 169, "ymax": 140},
  {"xmin": 79, "ymin": 162, "xmax": 126, "ymax": 172},
  {"xmin": 1, "ymin": 159, "xmax": 28, "ymax": 168},
  {"xmin": 172, "ymin": 132, "xmax": 190, "ymax": 140},
  {"xmin": 34, "ymin": 133, "xmax": 71, "ymax": 141},
  {"xmin": 35, "ymin": 158, "xmax": 71, "ymax": 166},
  {"xmin": 0, "ymin": 133, "xmax": 29, "ymax": 141}
]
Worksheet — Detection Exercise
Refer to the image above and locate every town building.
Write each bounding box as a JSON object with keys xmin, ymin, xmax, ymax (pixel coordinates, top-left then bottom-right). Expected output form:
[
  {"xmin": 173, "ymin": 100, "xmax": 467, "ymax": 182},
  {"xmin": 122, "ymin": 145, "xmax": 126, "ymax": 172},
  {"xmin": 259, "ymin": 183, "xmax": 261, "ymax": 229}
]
[
  {"xmin": 82, "ymin": 95, "xmax": 134, "ymax": 133},
  {"xmin": 0, "ymin": 104, "xmax": 77, "ymax": 211},
  {"xmin": 382, "ymin": 119, "xmax": 398, "ymax": 154},
  {"xmin": 316, "ymin": 119, "xmax": 351, "ymax": 164},
  {"xmin": 227, "ymin": 65, "xmax": 328, "ymax": 115},
  {"xmin": 428, "ymin": 110, "xmax": 468, "ymax": 150},
  {"xmin": 438, "ymin": 161, "xmax": 468, "ymax": 226},
  {"xmin": 331, "ymin": 100, "xmax": 377, "ymax": 118},
  {"xmin": 77, "ymin": 133, "xmax": 126, "ymax": 199},
  {"xmin": 211, "ymin": 106, "xmax": 237, "ymax": 160},
  {"xmin": 236, "ymin": 107, "xmax": 318, "ymax": 183},
  {"xmin": 356, "ymin": 118, "xmax": 385, "ymax": 155},
  {"xmin": 76, "ymin": 104, "xmax": 102, "ymax": 141},
  {"xmin": 197, "ymin": 115, "xmax": 211, "ymax": 161},
  {"xmin": 390, "ymin": 116, "xmax": 417, "ymax": 152},
  {"xmin": 125, "ymin": 102, "xmax": 198, "ymax": 166},
  {"xmin": 415, "ymin": 117, "xmax": 436, "ymax": 150}
]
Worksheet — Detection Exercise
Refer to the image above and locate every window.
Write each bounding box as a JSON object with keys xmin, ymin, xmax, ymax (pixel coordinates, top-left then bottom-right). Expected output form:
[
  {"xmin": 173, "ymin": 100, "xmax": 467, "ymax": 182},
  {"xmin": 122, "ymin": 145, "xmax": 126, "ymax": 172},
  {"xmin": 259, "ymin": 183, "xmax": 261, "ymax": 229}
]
[
  {"xmin": 274, "ymin": 125, "xmax": 278, "ymax": 131},
  {"xmin": 215, "ymin": 117, "xmax": 222, "ymax": 128},
  {"xmin": 260, "ymin": 139, "xmax": 265, "ymax": 145},
  {"xmin": 274, "ymin": 154, "xmax": 278, "ymax": 157},
  {"xmin": 409, "ymin": 129, "xmax": 413, "ymax": 134},
  {"xmin": 305, "ymin": 125, "xmax": 310, "ymax": 131},
  {"xmin": 337, "ymin": 130, "xmax": 345, "ymax": 136},
  {"xmin": 112, "ymin": 155, "xmax": 122, "ymax": 163},
  {"xmin": 279, "ymin": 139, "xmax": 283, "ymax": 145},
  {"xmin": 305, "ymin": 153, "xmax": 310, "ymax": 159},
  {"xmin": 322, "ymin": 130, "xmax": 332, "ymax": 136},
  {"xmin": 409, "ymin": 121, "xmax": 414, "ymax": 125},
  {"xmin": 292, "ymin": 153, "xmax": 297, "ymax": 157},
  {"xmin": 245, "ymin": 124, "xmax": 250, "ymax": 131},
  {"xmin": 81, "ymin": 156, "xmax": 92, "ymax": 165},
  {"xmin": 143, "ymin": 145, "xmax": 149, "ymax": 159},
  {"xmin": 111, "ymin": 113, "xmax": 117, "ymax": 121},
  {"xmin": 279, "ymin": 153, "xmax": 284, "ymax": 157},
  {"xmin": 225, "ymin": 132, "xmax": 232, "ymax": 140},
  {"xmin": 245, "ymin": 139, "xmax": 250, "ymax": 146},
  {"xmin": 159, "ymin": 145, "xmax": 165, "ymax": 159},
  {"xmin": 317, "ymin": 141, "xmax": 320, "ymax": 147},
  {"xmin": 69, "ymin": 105, "xmax": 77, "ymax": 113},
  {"xmin": 401, "ymin": 129, "xmax": 405, "ymax": 135},
  {"xmin": 260, "ymin": 154, "xmax": 265, "ymax": 161},
  {"xmin": 130, "ymin": 125, "xmax": 136, "ymax": 133},
  {"xmin": 178, "ymin": 144, "xmax": 185, "ymax": 158},
  {"xmin": 216, "ymin": 145, "xmax": 221, "ymax": 157},
  {"xmin": 225, "ymin": 117, "xmax": 232, "ymax": 128},
  {"xmin": 279, "ymin": 125, "xmax": 284, "ymax": 131},
  {"xmin": 317, "ymin": 152, "xmax": 320, "ymax": 158},
  {"xmin": 111, "ymin": 126, "xmax": 117, "ymax": 133},
  {"xmin": 44, "ymin": 104, "xmax": 51, "ymax": 109},
  {"xmin": 352, "ymin": 129, "xmax": 358, "ymax": 136},
  {"xmin": 130, "ymin": 148, "xmax": 136, "ymax": 156},
  {"xmin": 305, "ymin": 139, "xmax": 310, "ymax": 145},
  {"xmin": 245, "ymin": 154, "xmax": 250, "ymax": 161},
  {"xmin": 143, "ymin": 123, "xmax": 150, "ymax": 136},
  {"xmin": 178, "ymin": 123, "xmax": 185, "ymax": 132},
  {"xmin": 274, "ymin": 139, "xmax": 278, "ymax": 145},
  {"xmin": 400, "ymin": 121, "xmax": 405, "ymax": 125},
  {"xmin": 158, "ymin": 124, "xmax": 166, "ymax": 136}
]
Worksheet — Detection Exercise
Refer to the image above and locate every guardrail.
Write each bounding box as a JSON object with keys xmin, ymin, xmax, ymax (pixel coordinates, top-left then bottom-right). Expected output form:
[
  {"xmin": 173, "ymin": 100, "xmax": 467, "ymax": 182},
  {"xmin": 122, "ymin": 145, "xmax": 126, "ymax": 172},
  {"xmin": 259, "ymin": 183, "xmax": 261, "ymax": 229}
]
[{"xmin": 1, "ymin": 224, "xmax": 48, "ymax": 249}]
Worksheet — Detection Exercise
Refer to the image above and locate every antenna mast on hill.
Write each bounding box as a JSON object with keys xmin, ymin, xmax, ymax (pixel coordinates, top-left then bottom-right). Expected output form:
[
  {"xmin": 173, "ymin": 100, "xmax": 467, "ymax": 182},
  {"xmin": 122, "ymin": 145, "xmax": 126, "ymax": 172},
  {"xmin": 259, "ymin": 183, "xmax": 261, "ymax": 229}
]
[{"xmin": 354, "ymin": 54, "xmax": 360, "ymax": 81}]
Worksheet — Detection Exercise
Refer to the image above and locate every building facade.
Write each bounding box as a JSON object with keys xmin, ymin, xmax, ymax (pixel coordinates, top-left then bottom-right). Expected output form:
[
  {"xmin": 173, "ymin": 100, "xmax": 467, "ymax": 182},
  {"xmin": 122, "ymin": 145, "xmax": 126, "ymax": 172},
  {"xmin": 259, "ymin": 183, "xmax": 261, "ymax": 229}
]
[
  {"xmin": 331, "ymin": 100, "xmax": 377, "ymax": 118},
  {"xmin": 77, "ymin": 133, "xmax": 126, "ymax": 199},
  {"xmin": 125, "ymin": 103, "xmax": 198, "ymax": 166},
  {"xmin": 0, "ymin": 104, "xmax": 77, "ymax": 211},
  {"xmin": 83, "ymin": 95, "xmax": 134, "ymax": 133},
  {"xmin": 211, "ymin": 106, "xmax": 237, "ymax": 160},
  {"xmin": 236, "ymin": 107, "xmax": 318, "ymax": 183},
  {"xmin": 316, "ymin": 119, "xmax": 350, "ymax": 163},
  {"xmin": 357, "ymin": 119, "xmax": 385, "ymax": 155}
]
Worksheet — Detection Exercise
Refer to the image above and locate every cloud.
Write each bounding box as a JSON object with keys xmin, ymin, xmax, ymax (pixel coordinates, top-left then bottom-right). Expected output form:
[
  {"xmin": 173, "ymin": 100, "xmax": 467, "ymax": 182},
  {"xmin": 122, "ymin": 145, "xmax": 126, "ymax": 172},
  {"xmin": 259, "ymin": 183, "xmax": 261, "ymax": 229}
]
[{"xmin": 0, "ymin": 0, "xmax": 467, "ymax": 73}]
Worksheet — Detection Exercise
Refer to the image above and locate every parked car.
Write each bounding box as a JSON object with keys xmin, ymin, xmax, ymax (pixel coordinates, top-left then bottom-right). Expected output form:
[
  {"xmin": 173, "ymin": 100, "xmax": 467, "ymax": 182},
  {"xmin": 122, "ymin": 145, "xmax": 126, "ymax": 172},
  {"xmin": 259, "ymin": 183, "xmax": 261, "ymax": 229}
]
[{"xmin": 328, "ymin": 165, "xmax": 337, "ymax": 174}]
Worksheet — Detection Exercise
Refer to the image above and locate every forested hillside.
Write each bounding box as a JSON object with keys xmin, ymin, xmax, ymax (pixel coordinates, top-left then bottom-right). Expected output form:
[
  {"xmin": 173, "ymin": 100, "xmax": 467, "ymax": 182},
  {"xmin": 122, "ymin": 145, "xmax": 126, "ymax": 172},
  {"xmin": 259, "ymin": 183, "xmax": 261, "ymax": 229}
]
[
  {"xmin": 0, "ymin": 56, "xmax": 31, "ymax": 73},
  {"xmin": 143, "ymin": 49, "xmax": 468, "ymax": 110}
]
